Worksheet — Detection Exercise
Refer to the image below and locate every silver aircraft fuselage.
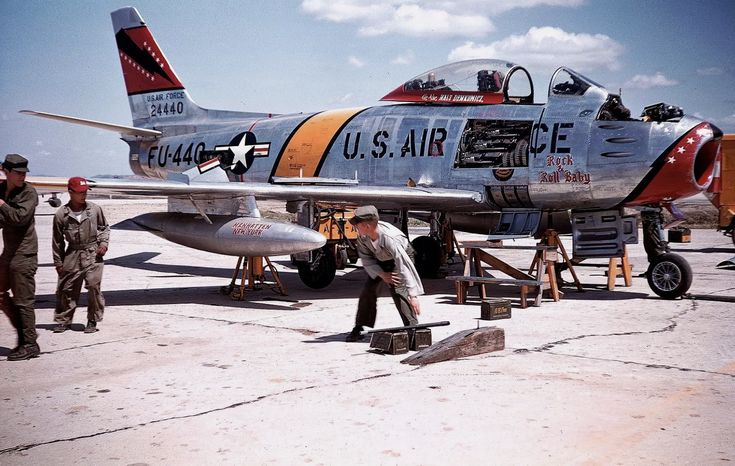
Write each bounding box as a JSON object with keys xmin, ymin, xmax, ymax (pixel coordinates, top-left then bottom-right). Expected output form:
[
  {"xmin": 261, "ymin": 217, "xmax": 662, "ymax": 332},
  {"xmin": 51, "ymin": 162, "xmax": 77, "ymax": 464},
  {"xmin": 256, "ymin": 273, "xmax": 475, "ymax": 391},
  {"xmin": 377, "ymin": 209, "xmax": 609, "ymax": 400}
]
[{"xmin": 126, "ymin": 89, "xmax": 719, "ymax": 214}]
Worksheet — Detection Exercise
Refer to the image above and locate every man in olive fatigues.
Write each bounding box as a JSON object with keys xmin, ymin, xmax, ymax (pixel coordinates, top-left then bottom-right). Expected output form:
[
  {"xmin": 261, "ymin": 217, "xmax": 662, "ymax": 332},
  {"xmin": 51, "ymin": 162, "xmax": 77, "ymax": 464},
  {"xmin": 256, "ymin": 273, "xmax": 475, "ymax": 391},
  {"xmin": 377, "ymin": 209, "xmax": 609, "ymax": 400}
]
[
  {"xmin": 0, "ymin": 154, "xmax": 40, "ymax": 361},
  {"xmin": 52, "ymin": 177, "xmax": 110, "ymax": 333}
]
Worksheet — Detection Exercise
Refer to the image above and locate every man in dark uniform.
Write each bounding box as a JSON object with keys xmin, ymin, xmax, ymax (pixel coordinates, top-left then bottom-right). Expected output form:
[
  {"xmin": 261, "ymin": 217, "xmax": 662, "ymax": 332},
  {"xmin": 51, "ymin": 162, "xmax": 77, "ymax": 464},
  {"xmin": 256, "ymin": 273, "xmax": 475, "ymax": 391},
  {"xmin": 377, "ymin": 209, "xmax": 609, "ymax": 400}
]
[
  {"xmin": 0, "ymin": 153, "xmax": 40, "ymax": 360},
  {"xmin": 52, "ymin": 177, "xmax": 110, "ymax": 333}
]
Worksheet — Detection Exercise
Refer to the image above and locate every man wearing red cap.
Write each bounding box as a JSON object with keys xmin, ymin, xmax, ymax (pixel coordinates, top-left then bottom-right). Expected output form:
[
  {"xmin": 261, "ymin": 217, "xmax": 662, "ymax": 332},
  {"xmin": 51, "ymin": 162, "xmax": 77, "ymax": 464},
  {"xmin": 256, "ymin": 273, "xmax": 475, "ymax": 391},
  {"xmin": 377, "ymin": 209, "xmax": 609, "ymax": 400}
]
[
  {"xmin": 52, "ymin": 177, "xmax": 110, "ymax": 333},
  {"xmin": 1, "ymin": 154, "xmax": 41, "ymax": 360}
]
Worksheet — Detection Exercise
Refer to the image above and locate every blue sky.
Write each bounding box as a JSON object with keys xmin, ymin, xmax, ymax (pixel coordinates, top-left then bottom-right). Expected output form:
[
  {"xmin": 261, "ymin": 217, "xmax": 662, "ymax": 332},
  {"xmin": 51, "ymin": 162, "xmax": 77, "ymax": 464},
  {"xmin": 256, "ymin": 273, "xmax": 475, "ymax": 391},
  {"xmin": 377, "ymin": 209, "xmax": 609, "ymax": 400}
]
[{"xmin": 1, "ymin": 0, "xmax": 733, "ymax": 176}]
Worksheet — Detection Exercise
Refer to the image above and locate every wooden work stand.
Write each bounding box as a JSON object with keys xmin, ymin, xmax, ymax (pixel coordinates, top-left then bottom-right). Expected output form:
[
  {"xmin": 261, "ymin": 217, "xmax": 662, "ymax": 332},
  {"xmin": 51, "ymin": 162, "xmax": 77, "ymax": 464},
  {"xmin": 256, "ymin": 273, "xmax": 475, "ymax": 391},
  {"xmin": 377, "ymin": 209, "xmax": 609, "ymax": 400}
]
[
  {"xmin": 227, "ymin": 256, "xmax": 286, "ymax": 300},
  {"xmin": 449, "ymin": 230, "xmax": 580, "ymax": 308},
  {"xmin": 606, "ymin": 245, "xmax": 633, "ymax": 290},
  {"xmin": 570, "ymin": 244, "xmax": 633, "ymax": 290}
]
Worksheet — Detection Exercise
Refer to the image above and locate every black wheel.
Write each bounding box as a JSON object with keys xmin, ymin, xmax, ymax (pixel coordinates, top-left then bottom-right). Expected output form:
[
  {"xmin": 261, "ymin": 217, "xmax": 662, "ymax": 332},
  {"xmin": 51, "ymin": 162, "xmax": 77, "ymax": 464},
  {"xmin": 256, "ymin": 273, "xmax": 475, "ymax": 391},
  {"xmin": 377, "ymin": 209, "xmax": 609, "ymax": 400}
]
[
  {"xmin": 297, "ymin": 246, "xmax": 336, "ymax": 289},
  {"xmin": 646, "ymin": 253, "xmax": 692, "ymax": 299},
  {"xmin": 411, "ymin": 235, "xmax": 442, "ymax": 278}
]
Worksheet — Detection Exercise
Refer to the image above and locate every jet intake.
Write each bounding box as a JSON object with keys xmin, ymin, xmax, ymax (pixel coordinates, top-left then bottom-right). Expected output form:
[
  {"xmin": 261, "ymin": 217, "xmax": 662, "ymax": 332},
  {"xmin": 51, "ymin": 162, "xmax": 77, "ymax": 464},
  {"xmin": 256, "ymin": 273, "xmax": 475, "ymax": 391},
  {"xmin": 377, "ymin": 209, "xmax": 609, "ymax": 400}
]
[
  {"xmin": 629, "ymin": 122, "xmax": 721, "ymax": 206},
  {"xmin": 132, "ymin": 212, "xmax": 326, "ymax": 256}
]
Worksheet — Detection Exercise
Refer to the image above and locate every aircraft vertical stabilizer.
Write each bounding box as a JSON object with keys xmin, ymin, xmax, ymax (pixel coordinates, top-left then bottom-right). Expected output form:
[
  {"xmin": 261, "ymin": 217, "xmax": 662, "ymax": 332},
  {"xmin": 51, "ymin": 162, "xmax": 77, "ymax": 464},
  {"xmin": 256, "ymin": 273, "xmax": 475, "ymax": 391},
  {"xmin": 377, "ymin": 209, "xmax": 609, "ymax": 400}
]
[{"xmin": 111, "ymin": 7, "xmax": 206, "ymax": 127}]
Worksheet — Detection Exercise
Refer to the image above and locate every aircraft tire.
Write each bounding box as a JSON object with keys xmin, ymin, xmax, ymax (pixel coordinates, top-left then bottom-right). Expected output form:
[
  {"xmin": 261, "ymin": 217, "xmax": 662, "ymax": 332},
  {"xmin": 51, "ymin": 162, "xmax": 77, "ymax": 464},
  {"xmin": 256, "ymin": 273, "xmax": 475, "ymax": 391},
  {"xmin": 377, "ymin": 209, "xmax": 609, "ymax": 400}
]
[
  {"xmin": 646, "ymin": 253, "xmax": 692, "ymax": 299},
  {"xmin": 48, "ymin": 197, "xmax": 62, "ymax": 208},
  {"xmin": 297, "ymin": 246, "xmax": 336, "ymax": 289},
  {"xmin": 411, "ymin": 235, "xmax": 442, "ymax": 278}
]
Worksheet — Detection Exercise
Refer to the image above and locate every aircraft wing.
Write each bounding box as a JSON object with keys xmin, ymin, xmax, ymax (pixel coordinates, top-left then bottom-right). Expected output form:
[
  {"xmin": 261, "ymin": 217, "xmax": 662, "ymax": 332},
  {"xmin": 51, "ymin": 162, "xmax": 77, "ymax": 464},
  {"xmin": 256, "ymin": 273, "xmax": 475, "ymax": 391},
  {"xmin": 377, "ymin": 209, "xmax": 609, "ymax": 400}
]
[{"xmin": 23, "ymin": 175, "xmax": 485, "ymax": 211}]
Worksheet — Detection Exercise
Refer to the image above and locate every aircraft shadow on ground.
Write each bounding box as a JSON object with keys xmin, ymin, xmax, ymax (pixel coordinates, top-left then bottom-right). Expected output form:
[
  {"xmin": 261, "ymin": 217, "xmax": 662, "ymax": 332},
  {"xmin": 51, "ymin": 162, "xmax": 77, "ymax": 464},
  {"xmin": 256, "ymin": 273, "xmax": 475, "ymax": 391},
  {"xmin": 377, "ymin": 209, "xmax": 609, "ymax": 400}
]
[
  {"xmin": 106, "ymin": 252, "xmax": 235, "ymax": 279},
  {"xmin": 98, "ymin": 252, "xmax": 464, "ymax": 302},
  {"xmin": 670, "ymin": 247, "xmax": 735, "ymax": 254},
  {"xmin": 31, "ymin": 287, "xmax": 308, "ymax": 312}
]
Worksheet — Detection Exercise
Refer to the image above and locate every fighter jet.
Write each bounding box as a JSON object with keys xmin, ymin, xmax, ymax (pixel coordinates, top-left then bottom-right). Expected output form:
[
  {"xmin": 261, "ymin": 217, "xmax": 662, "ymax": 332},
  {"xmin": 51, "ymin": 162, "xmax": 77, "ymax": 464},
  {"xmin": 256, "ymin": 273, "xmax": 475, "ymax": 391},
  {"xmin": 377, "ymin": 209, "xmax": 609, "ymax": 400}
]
[{"xmin": 19, "ymin": 7, "xmax": 722, "ymax": 299}]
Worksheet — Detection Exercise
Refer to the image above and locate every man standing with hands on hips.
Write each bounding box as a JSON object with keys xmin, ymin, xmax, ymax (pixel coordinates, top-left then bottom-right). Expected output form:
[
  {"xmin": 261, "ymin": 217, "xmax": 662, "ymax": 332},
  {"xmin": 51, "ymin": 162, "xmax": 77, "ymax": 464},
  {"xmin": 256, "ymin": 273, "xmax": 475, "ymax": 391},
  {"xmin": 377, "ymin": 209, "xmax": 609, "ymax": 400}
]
[
  {"xmin": 0, "ymin": 154, "xmax": 41, "ymax": 360},
  {"xmin": 52, "ymin": 177, "xmax": 110, "ymax": 334},
  {"xmin": 346, "ymin": 205, "xmax": 423, "ymax": 342}
]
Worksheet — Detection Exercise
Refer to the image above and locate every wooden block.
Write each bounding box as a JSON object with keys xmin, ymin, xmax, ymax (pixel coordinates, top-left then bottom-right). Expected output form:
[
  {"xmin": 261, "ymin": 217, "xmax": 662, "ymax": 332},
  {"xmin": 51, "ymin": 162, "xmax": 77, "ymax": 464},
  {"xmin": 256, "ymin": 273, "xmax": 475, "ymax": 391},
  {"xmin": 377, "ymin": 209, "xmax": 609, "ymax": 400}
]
[
  {"xmin": 480, "ymin": 299, "xmax": 511, "ymax": 320},
  {"xmin": 369, "ymin": 331, "xmax": 409, "ymax": 355},
  {"xmin": 668, "ymin": 228, "xmax": 691, "ymax": 243},
  {"xmin": 401, "ymin": 327, "xmax": 505, "ymax": 365},
  {"xmin": 409, "ymin": 328, "xmax": 432, "ymax": 351}
]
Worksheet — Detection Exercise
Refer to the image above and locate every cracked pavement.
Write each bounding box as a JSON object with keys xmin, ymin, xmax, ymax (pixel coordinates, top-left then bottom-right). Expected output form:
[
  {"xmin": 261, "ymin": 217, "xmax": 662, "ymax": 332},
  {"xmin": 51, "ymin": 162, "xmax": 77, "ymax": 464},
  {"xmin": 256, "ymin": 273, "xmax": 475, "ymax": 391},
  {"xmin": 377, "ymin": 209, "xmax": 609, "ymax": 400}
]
[{"xmin": 1, "ymin": 199, "xmax": 734, "ymax": 465}]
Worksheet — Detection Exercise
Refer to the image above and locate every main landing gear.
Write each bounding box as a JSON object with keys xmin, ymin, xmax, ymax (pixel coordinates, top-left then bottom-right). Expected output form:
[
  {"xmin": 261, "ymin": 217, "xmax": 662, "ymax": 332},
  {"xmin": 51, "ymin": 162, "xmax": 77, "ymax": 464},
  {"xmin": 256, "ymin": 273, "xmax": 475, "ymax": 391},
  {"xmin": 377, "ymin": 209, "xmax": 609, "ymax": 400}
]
[
  {"xmin": 291, "ymin": 205, "xmax": 358, "ymax": 289},
  {"xmin": 411, "ymin": 235, "xmax": 443, "ymax": 278},
  {"xmin": 641, "ymin": 208, "xmax": 692, "ymax": 299},
  {"xmin": 297, "ymin": 245, "xmax": 336, "ymax": 289}
]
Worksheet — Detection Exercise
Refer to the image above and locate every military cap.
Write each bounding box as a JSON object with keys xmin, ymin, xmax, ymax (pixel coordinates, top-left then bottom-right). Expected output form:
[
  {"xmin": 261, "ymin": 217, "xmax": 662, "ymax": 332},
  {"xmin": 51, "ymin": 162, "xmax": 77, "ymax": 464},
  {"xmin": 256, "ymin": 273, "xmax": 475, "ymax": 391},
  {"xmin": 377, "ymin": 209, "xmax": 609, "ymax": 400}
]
[
  {"xmin": 349, "ymin": 205, "xmax": 380, "ymax": 225},
  {"xmin": 2, "ymin": 153, "xmax": 29, "ymax": 173}
]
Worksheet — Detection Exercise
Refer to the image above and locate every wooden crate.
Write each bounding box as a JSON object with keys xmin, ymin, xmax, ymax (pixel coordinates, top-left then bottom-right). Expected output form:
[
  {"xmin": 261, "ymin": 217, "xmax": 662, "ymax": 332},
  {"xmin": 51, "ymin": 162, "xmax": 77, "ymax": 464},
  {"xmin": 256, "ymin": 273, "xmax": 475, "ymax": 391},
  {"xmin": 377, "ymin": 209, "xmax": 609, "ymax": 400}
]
[
  {"xmin": 408, "ymin": 328, "xmax": 432, "ymax": 351},
  {"xmin": 369, "ymin": 331, "xmax": 409, "ymax": 354},
  {"xmin": 668, "ymin": 227, "xmax": 691, "ymax": 243},
  {"xmin": 480, "ymin": 298, "xmax": 512, "ymax": 320}
]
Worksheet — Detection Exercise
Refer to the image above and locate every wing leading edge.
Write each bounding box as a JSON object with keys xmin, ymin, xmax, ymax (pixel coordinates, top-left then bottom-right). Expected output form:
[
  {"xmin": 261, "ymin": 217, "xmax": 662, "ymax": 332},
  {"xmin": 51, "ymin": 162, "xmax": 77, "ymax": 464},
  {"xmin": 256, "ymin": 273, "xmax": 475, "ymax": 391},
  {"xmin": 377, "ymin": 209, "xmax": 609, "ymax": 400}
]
[{"xmin": 22, "ymin": 176, "xmax": 484, "ymax": 211}]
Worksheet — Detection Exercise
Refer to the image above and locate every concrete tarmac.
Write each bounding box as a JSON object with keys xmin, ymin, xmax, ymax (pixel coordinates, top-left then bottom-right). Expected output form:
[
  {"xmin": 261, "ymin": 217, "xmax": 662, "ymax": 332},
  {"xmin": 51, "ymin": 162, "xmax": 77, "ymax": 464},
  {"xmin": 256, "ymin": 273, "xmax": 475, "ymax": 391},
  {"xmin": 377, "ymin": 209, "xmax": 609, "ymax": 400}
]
[{"xmin": 1, "ymin": 199, "xmax": 734, "ymax": 465}]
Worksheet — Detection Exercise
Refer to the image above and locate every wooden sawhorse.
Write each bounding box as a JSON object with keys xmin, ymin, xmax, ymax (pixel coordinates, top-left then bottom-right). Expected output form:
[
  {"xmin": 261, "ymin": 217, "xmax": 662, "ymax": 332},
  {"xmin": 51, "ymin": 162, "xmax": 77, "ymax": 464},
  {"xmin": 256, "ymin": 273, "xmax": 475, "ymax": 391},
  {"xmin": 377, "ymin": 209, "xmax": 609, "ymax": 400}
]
[{"xmin": 226, "ymin": 256, "xmax": 287, "ymax": 300}]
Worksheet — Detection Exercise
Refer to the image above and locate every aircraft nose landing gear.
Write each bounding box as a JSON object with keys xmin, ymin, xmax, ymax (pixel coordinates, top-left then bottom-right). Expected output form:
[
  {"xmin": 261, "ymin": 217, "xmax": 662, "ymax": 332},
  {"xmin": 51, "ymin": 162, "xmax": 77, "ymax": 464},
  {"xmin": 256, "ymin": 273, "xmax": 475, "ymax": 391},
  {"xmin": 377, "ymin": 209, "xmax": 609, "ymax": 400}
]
[
  {"xmin": 640, "ymin": 207, "xmax": 692, "ymax": 299},
  {"xmin": 646, "ymin": 253, "xmax": 693, "ymax": 299}
]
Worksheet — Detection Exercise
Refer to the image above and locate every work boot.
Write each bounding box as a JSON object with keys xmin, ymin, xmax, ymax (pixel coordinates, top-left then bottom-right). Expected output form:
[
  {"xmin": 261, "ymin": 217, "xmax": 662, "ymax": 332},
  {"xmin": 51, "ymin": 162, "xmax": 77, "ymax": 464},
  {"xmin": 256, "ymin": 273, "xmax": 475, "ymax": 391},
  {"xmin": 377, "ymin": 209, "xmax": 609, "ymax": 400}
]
[
  {"xmin": 84, "ymin": 321, "xmax": 98, "ymax": 333},
  {"xmin": 53, "ymin": 324, "xmax": 71, "ymax": 333},
  {"xmin": 7, "ymin": 344, "xmax": 40, "ymax": 361},
  {"xmin": 345, "ymin": 326, "xmax": 364, "ymax": 342}
]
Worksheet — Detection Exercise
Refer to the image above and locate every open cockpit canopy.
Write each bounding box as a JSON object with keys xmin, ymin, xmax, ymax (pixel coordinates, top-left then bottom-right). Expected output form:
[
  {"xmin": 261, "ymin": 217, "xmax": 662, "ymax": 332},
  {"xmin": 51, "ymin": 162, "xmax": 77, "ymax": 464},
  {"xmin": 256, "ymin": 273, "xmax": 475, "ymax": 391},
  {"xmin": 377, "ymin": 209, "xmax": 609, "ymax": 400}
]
[{"xmin": 381, "ymin": 59, "xmax": 534, "ymax": 105}]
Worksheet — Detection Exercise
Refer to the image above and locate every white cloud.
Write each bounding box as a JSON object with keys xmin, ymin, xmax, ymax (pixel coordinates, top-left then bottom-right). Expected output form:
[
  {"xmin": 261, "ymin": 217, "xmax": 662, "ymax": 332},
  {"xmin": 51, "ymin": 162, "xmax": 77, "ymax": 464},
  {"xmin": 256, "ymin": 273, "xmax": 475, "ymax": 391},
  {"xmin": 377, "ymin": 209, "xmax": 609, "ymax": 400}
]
[
  {"xmin": 697, "ymin": 67, "xmax": 723, "ymax": 76},
  {"xmin": 301, "ymin": 0, "xmax": 392, "ymax": 22},
  {"xmin": 448, "ymin": 27, "xmax": 623, "ymax": 72},
  {"xmin": 301, "ymin": 0, "xmax": 584, "ymax": 38},
  {"xmin": 391, "ymin": 50, "xmax": 415, "ymax": 65},
  {"xmin": 34, "ymin": 140, "xmax": 44, "ymax": 147},
  {"xmin": 368, "ymin": 4, "xmax": 492, "ymax": 37},
  {"xmin": 302, "ymin": 0, "xmax": 490, "ymax": 38},
  {"xmin": 624, "ymin": 72, "xmax": 678, "ymax": 90},
  {"xmin": 445, "ymin": 0, "xmax": 585, "ymax": 15},
  {"xmin": 348, "ymin": 56, "xmax": 366, "ymax": 68}
]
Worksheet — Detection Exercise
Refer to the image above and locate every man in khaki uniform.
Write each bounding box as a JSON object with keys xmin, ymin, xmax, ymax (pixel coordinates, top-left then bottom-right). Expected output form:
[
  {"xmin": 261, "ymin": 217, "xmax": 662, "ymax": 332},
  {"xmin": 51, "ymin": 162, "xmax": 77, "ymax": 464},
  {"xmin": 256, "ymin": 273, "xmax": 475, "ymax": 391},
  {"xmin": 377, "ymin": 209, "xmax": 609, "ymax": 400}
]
[
  {"xmin": 52, "ymin": 177, "xmax": 110, "ymax": 333},
  {"xmin": 1, "ymin": 154, "xmax": 41, "ymax": 361},
  {"xmin": 346, "ymin": 205, "xmax": 423, "ymax": 342}
]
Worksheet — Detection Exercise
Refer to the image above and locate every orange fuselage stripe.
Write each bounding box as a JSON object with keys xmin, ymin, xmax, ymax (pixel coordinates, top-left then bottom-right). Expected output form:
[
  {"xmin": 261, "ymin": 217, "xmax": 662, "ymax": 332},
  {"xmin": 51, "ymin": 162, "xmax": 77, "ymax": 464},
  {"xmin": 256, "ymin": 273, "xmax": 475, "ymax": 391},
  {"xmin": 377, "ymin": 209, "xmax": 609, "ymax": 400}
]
[{"xmin": 274, "ymin": 108, "xmax": 365, "ymax": 177}]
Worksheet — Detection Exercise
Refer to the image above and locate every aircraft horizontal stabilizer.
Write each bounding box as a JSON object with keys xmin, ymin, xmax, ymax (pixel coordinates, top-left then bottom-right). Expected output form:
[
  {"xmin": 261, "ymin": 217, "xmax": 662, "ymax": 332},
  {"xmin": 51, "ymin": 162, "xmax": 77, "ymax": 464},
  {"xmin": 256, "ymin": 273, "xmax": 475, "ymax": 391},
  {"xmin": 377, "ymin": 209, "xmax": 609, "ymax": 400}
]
[{"xmin": 19, "ymin": 110, "xmax": 161, "ymax": 138}]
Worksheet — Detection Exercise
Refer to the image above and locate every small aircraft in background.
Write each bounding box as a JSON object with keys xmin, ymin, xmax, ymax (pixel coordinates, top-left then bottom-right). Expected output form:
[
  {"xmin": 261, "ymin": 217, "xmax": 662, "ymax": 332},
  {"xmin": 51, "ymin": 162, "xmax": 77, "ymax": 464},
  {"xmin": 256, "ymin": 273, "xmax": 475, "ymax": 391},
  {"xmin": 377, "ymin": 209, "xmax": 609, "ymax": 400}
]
[{"xmin": 20, "ymin": 7, "xmax": 722, "ymax": 299}]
